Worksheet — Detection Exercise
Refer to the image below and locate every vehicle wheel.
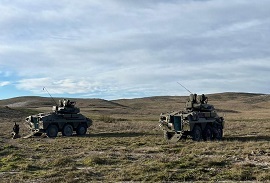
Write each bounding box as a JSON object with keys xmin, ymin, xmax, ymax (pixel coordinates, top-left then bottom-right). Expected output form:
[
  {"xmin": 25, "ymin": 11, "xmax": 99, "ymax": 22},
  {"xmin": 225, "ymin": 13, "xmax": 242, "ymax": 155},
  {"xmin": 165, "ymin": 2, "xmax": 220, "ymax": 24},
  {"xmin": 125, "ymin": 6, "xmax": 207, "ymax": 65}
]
[
  {"xmin": 46, "ymin": 125, "xmax": 58, "ymax": 138},
  {"xmin": 213, "ymin": 125, "xmax": 223, "ymax": 140},
  {"xmin": 192, "ymin": 125, "xmax": 202, "ymax": 141},
  {"xmin": 180, "ymin": 134, "xmax": 187, "ymax": 140},
  {"xmin": 62, "ymin": 124, "xmax": 73, "ymax": 136},
  {"xmin": 76, "ymin": 124, "xmax": 87, "ymax": 136},
  {"xmin": 164, "ymin": 131, "xmax": 174, "ymax": 140},
  {"xmin": 203, "ymin": 125, "xmax": 213, "ymax": 141}
]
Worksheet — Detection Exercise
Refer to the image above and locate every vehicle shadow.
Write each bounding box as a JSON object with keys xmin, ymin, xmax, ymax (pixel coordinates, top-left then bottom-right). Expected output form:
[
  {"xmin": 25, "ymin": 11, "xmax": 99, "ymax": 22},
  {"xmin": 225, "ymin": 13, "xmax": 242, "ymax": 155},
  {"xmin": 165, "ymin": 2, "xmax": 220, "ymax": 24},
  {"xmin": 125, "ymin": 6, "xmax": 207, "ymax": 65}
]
[
  {"xmin": 83, "ymin": 132, "xmax": 156, "ymax": 138},
  {"xmin": 224, "ymin": 135, "xmax": 270, "ymax": 142}
]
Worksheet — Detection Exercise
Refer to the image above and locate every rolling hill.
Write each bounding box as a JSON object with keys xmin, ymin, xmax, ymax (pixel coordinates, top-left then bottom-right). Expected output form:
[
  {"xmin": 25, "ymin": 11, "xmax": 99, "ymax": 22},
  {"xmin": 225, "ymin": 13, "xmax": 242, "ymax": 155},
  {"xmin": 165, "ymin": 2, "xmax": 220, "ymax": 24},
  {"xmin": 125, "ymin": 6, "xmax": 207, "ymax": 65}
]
[
  {"xmin": 0, "ymin": 92, "xmax": 269, "ymax": 116},
  {"xmin": 0, "ymin": 92, "xmax": 269, "ymax": 182}
]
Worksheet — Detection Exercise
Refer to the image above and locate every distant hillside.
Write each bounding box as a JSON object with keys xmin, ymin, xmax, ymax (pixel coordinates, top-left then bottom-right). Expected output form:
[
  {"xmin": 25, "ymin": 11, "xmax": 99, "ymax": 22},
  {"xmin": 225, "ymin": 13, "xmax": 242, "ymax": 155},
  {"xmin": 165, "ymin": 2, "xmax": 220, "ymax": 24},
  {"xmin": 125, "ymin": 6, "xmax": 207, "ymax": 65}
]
[
  {"xmin": 0, "ymin": 106, "xmax": 41, "ymax": 118},
  {"xmin": 0, "ymin": 97, "xmax": 127, "ymax": 109},
  {"xmin": 0, "ymin": 92, "xmax": 269, "ymax": 116}
]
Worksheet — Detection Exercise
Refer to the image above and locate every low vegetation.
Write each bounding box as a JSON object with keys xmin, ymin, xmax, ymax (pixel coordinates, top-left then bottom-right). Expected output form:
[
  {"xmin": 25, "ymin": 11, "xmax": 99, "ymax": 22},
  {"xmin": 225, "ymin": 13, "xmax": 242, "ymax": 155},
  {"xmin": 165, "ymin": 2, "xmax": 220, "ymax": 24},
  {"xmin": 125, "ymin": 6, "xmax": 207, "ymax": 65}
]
[{"xmin": 0, "ymin": 93, "xmax": 269, "ymax": 182}]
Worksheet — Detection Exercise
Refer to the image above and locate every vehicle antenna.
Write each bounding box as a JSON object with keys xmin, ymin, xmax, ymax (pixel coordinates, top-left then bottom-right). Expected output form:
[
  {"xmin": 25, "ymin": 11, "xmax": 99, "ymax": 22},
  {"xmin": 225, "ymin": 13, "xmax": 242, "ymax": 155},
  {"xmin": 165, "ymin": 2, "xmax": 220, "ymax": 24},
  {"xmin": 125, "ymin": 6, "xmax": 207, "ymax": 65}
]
[
  {"xmin": 43, "ymin": 87, "xmax": 58, "ymax": 106},
  {"xmin": 177, "ymin": 82, "xmax": 192, "ymax": 94}
]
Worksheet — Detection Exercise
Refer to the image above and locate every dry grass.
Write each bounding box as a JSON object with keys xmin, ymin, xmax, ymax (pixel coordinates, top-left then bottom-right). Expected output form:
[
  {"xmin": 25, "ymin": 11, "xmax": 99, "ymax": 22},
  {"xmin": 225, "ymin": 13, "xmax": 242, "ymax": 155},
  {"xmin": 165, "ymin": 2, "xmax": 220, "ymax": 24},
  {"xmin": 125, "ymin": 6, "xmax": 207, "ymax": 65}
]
[{"xmin": 0, "ymin": 93, "xmax": 269, "ymax": 182}]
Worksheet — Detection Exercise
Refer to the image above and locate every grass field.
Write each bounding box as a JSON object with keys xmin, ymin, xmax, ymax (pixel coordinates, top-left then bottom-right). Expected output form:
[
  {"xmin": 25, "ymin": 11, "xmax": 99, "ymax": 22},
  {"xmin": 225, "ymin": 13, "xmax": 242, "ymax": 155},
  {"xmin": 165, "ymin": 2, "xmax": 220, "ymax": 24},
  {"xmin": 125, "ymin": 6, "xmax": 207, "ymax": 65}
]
[{"xmin": 0, "ymin": 93, "xmax": 269, "ymax": 182}]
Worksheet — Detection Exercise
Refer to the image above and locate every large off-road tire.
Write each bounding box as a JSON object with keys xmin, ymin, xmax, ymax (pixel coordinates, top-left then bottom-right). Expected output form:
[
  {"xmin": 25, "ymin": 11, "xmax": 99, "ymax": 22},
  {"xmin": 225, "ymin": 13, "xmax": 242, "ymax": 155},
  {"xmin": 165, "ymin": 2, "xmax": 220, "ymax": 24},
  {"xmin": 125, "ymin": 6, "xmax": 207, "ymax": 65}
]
[
  {"xmin": 164, "ymin": 131, "xmax": 174, "ymax": 140},
  {"xmin": 213, "ymin": 125, "xmax": 223, "ymax": 140},
  {"xmin": 203, "ymin": 125, "xmax": 213, "ymax": 141},
  {"xmin": 46, "ymin": 124, "xmax": 58, "ymax": 138},
  {"xmin": 62, "ymin": 124, "xmax": 73, "ymax": 137},
  {"xmin": 180, "ymin": 134, "xmax": 187, "ymax": 140},
  {"xmin": 192, "ymin": 125, "xmax": 202, "ymax": 141},
  {"xmin": 76, "ymin": 124, "xmax": 87, "ymax": 136}
]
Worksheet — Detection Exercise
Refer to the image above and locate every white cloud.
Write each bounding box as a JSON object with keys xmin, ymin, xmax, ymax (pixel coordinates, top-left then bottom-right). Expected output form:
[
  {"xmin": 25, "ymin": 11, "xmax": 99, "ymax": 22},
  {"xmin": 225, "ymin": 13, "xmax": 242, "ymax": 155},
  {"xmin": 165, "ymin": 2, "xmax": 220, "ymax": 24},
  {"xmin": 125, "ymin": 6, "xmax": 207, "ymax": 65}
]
[
  {"xmin": 16, "ymin": 78, "xmax": 101, "ymax": 94},
  {"xmin": 202, "ymin": 20, "xmax": 263, "ymax": 38},
  {"xmin": 1, "ymin": 0, "xmax": 270, "ymax": 98},
  {"xmin": 0, "ymin": 81, "xmax": 10, "ymax": 87}
]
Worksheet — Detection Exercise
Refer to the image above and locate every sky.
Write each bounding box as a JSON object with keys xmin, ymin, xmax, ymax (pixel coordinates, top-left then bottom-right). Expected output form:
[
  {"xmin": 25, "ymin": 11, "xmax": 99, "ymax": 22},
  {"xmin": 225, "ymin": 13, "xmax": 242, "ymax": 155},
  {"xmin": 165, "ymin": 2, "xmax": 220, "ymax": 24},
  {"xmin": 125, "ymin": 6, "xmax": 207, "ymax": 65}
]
[{"xmin": 0, "ymin": 0, "xmax": 270, "ymax": 100}]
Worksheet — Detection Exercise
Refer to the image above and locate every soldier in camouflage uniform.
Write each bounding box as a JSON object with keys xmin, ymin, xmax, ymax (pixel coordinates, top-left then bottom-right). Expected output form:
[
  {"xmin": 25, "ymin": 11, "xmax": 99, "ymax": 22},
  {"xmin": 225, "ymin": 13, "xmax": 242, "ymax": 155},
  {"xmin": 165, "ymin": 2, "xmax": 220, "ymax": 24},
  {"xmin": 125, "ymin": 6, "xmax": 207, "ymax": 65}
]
[{"xmin": 11, "ymin": 122, "xmax": 20, "ymax": 139}]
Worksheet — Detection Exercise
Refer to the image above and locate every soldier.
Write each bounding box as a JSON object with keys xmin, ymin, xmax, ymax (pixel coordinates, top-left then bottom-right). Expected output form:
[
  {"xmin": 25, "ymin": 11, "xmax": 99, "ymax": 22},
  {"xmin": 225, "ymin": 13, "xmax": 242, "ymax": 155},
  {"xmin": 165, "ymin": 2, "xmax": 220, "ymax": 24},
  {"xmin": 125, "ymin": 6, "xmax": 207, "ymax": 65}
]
[
  {"xmin": 59, "ymin": 99, "xmax": 64, "ymax": 107},
  {"xmin": 200, "ymin": 94, "xmax": 212, "ymax": 111},
  {"xmin": 66, "ymin": 99, "xmax": 71, "ymax": 107},
  {"xmin": 63, "ymin": 99, "xmax": 67, "ymax": 107},
  {"xmin": 11, "ymin": 122, "xmax": 20, "ymax": 139},
  {"xmin": 201, "ymin": 94, "xmax": 208, "ymax": 104}
]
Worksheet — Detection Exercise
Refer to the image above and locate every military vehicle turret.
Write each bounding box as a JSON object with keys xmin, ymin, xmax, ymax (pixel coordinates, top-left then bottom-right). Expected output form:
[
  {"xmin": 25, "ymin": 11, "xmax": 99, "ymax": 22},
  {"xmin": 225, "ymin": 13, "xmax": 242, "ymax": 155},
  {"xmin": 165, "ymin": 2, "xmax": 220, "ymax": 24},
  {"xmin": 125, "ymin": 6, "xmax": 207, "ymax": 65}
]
[
  {"xmin": 159, "ymin": 94, "xmax": 224, "ymax": 142},
  {"xmin": 25, "ymin": 99, "xmax": 92, "ymax": 138}
]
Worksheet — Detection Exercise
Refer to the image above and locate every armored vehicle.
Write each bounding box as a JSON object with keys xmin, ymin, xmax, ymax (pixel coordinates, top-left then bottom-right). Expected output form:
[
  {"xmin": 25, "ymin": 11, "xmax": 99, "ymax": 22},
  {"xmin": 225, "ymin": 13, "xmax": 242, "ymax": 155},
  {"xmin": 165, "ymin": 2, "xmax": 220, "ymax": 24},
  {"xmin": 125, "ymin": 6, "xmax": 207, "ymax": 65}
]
[
  {"xmin": 25, "ymin": 99, "xmax": 92, "ymax": 138},
  {"xmin": 159, "ymin": 94, "xmax": 224, "ymax": 142}
]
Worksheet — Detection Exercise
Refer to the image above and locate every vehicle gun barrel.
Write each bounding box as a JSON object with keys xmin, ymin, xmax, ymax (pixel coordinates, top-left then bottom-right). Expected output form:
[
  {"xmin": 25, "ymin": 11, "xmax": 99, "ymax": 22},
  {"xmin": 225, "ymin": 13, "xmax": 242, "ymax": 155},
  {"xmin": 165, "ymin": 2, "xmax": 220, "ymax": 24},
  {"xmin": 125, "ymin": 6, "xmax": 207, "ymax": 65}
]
[
  {"xmin": 43, "ymin": 87, "xmax": 58, "ymax": 106},
  {"xmin": 177, "ymin": 82, "xmax": 192, "ymax": 94}
]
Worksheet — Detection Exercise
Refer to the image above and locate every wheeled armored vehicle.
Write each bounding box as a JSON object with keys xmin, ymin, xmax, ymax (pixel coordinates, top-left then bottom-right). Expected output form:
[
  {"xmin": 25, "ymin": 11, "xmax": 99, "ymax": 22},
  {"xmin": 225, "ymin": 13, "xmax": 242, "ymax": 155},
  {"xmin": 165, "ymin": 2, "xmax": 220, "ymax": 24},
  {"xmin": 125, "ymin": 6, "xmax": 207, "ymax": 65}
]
[
  {"xmin": 159, "ymin": 94, "xmax": 224, "ymax": 142},
  {"xmin": 25, "ymin": 99, "xmax": 92, "ymax": 138}
]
